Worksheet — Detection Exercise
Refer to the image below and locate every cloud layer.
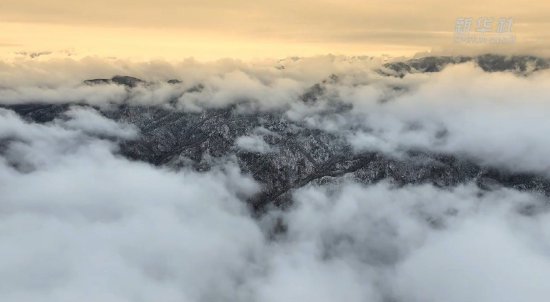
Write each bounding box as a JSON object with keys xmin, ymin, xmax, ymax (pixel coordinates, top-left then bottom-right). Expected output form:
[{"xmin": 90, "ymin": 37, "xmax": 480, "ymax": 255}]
[{"xmin": 1, "ymin": 57, "xmax": 550, "ymax": 301}]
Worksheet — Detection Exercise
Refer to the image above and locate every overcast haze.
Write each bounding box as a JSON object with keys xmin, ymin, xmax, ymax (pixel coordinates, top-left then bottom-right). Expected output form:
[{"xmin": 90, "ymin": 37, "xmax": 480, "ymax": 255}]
[{"xmin": 1, "ymin": 0, "xmax": 550, "ymax": 59}]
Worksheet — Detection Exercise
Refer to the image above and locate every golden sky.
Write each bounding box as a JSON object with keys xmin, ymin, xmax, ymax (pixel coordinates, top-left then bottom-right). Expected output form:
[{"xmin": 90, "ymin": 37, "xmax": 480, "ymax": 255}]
[{"xmin": 1, "ymin": 0, "xmax": 549, "ymax": 60}]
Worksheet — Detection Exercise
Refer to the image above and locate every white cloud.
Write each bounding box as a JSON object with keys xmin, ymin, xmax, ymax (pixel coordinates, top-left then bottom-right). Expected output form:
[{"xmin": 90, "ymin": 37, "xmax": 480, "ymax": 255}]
[
  {"xmin": 0, "ymin": 110, "xmax": 265, "ymax": 302},
  {"xmin": 235, "ymin": 135, "xmax": 274, "ymax": 154},
  {"xmin": 395, "ymin": 216, "xmax": 550, "ymax": 302},
  {"xmin": 340, "ymin": 64, "xmax": 550, "ymax": 175},
  {"xmin": 0, "ymin": 56, "xmax": 550, "ymax": 301},
  {"xmin": 61, "ymin": 107, "xmax": 138, "ymax": 139},
  {"xmin": 277, "ymin": 182, "xmax": 550, "ymax": 302},
  {"xmin": 0, "ymin": 108, "xmax": 549, "ymax": 301}
]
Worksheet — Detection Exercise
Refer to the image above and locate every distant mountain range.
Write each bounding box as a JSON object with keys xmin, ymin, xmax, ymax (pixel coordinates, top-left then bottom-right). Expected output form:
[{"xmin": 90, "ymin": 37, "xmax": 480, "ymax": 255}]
[
  {"xmin": 3, "ymin": 54, "xmax": 550, "ymax": 212},
  {"xmin": 380, "ymin": 54, "xmax": 549, "ymax": 76}
]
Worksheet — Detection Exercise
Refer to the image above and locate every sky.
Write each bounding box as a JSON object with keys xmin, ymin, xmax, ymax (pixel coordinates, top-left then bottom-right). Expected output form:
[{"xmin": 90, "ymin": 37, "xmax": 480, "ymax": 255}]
[{"xmin": 1, "ymin": 0, "xmax": 549, "ymax": 60}]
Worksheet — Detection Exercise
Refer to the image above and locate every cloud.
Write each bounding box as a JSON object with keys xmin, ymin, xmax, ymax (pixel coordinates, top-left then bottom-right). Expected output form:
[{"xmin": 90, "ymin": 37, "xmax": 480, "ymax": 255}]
[
  {"xmin": 272, "ymin": 181, "xmax": 550, "ymax": 302},
  {"xmin": 60, "ymin": 107, "xmax": 138, "ymax": 139},
  {"xmin": 337, "ymin": 63, "xmax": 550, "ymax": 175},
  {"xmin": 395, "ymin": 215, "xmax": 550, "ymax": 302},
  {"xmin": 1, "ymin": 56, "xmax": 550, "ymax": 301},
  {"xmin": 235, "ymin": 131, "xmax": 275, "ymax": 154},
  {"xmin": 0, "ymin": 109, "xmax": 265, "ymax": 302}
]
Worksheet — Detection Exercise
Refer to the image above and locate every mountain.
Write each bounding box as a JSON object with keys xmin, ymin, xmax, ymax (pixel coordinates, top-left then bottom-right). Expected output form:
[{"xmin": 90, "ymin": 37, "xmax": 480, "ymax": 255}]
[
  {"xmin": 84, "ymin": 75, "xmax": 145, "ymax": 87},
  {"xmin": 3, "ymin": 54, "xmax": 550, "ymax": 212},
  {"xmin": 380, "ymin": 54, "xmax": 549, "ymax": 77}
]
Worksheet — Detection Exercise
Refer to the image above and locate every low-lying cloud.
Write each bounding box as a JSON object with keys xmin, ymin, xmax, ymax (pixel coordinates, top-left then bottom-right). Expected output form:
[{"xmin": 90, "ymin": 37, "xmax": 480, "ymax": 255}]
[{"xmin": 1, "ymin": 56, "xmax": 550, "ymax": 301}]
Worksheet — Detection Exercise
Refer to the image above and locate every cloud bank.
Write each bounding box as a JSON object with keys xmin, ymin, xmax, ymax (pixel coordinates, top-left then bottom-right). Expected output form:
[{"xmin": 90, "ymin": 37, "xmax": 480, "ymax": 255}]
[{"xmin": 1, "ymin": 56, "xmax": 550, "ymax": 301}]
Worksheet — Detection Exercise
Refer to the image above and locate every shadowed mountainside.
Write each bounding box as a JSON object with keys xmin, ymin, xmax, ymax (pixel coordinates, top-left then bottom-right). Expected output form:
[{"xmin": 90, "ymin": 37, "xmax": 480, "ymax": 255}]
[{"xmin": 3, "ymin": 54, "xmax": 550, "ymax": 211}]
